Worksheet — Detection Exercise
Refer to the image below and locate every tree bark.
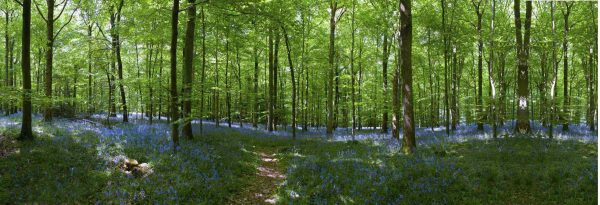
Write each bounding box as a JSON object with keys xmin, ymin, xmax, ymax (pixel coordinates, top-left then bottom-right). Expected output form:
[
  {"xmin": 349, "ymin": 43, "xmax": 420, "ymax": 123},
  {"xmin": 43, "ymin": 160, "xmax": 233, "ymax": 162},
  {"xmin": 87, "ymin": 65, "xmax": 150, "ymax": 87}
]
[
  {"xmin": 19, "ymin": 0, "xmax": 33, "ymax": 140},
  {"xmin": 382, "ymin": 34, "xmax": 389, "ymax": 133},
  {"xmin": 561, "ymin": 2, "xmax": 572, "ymax": 131},
  {"xmin": 514, "ymin": 0, "xmax": 532, "ymax": 134},
  {"xmin": 199, "ymin": 5, "xmax": 207, "ymax": 133},
  {"xmin": 42, "ymin": 0, "xmax": 55, "ymax": 121},
  {"xmin": 170, "ymin": 0, "xmax": 179, "ymax": 147},
  {"xmin": 112, "ymin": 0, "xmax": 127, "ymax": 122},
  {"xmin": 327, "ymin": 1, "xmax": 338, "ymax": 136},
  {"xmin": 182, "ymin": 0, "xmax": 196, "ymax": 139},
  {"xmin": 282, "ymin": 25, "xmax": 297, "ymax": 140},
  {"xmin": 400, "ymin": 0, "xmax": 415, "ymax": 154}
]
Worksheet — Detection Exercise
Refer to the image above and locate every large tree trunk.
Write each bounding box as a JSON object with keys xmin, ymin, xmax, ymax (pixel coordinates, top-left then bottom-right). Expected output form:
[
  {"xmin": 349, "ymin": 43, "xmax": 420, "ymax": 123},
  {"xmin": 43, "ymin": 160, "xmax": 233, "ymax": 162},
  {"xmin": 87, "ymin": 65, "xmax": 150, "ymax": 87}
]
[
  {"xmin": 400, "ymin": 0, "xmax": 415, "ymax": 154},
  {"xmin": 182, "ymin": 0, "xmax": 196, "ymax": 139},
  {"xmin": 514, "ymin": 0, "xmax": 532, "ymax": 134},
  {"xmin": 19, "ymin": 0, "xmax": 33, "ymax": 140}
]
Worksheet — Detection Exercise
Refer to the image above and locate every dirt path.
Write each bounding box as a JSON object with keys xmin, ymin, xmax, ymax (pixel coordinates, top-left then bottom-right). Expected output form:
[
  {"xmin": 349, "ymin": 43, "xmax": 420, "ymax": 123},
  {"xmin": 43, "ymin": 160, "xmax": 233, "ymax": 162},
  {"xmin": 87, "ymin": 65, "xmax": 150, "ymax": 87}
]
[{"xmin": 230, "ymin": 147, "xmax": 286, "ymax": 204}]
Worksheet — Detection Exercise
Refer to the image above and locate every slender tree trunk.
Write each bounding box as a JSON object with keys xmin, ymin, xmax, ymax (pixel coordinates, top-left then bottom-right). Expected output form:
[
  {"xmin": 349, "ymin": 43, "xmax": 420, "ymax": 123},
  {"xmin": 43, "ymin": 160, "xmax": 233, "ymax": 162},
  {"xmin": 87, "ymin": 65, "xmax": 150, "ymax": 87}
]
[
  {"xmin": 327, "ymin": 1, "xmax": 338, "ymax": 136},
  {"xmin": 199, "ymin": 5, "xmax": 206, "ymax": 133},
  {"xmin": 182, "ymin": 0, "xmax": 196, "ymax": 139},
  {"xmin": 169, "ymin": 0, "xmax": 179, "ymax": 148},
  {"xmin": 382, "ymin": 34, "xmax": 389, "ymax": 133},
  {"xmin": 489, "ymin": 0, "xmax": 497, "ymax": 138},
  {"xmin": 273, "ymin": 30, "xmax": 280, "ymax": 130},
  {"xmin": 113, "ymin": 0, "xmax": 127, "ymax": 122},
  {"xmin": 268, "ymin": 28, "xmax": 274, "ymax": 132},
  {"xmin": 357, "ymin": 39, "xmax": 363, "ymax": 130},
  {"xmin": 253, "ymin": 31, "xmax": 259, "ymax": 128},
  {"xmin": 225, "ymin": 39, "xmax": 231, "ymax": 127},
  {"xmin": 214, "ymin": 29, "xmax": 220, "ymax": 127},
  {"xmin": 441, "ymin": 0, "xmax": 450, "ymax": 136},
  {"xmin": 350, "ymin": 0, "xmax": 356, "ymax": 138},
  {"xmin": 588, "ymin": 44, "xmax": 597, "ymax": 131},
  {"xmin": 4, "ymin": 11, "xmax": 10, "ymax": 115},
  {"xmin": 282, "ymin": 26, "xmax": 297, "ymax": 139},
  {"xmin": 236, "ymin": 46, "xmax": 243, "ymax": 127},
  {"xmin": 561, "ymin": 3, "xmax": 572, "ymax": 131},
  {"xmin": 87, "ymin": 25, "xmax": 93, "ymax": 114},
  {"xmin": 472, "ymin": 0, "xmax": 484, "ymax": 130}
]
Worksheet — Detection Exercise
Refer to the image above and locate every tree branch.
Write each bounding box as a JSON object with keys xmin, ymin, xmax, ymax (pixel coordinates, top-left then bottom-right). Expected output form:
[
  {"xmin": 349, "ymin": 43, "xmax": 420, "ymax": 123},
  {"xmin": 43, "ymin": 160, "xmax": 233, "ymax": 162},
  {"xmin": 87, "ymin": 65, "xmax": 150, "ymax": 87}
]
[
  {"xmin": 12, "ymin": 0, "xmax": 23, "ymax": 7},
  {"xmin": 54, "ymin": 3, "xmax": 78, "ymax": 40},
  {"xmin": 34, "ymin": 0, "xmax": 49, "ymax": 23},
  {"xmin": 95, "ymin": 21, "xmax": 111, "ymax": 43},
  {"xmin": 53, "ymin": 0, "xmax": 69, "ymax": 21}
]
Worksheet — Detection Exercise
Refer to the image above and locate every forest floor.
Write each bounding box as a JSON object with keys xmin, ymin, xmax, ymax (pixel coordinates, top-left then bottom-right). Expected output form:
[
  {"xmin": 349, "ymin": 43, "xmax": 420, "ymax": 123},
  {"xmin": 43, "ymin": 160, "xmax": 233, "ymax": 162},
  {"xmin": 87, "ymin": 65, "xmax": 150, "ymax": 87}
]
[
  {"xmin": 0, "ymin": 113, "xmax": 597, "ymax": 204},
  {"xmin": 230, "ymin": 144, "xmax": 286, "ymax": 204}
]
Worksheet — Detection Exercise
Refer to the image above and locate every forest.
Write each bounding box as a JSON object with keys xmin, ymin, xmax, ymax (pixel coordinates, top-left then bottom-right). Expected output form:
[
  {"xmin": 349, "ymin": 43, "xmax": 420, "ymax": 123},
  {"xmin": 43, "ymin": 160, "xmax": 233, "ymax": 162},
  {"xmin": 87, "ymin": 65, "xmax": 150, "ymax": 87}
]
[{"xmin": 0, "ymin": 0, "xmax": 597, "ymax": 204}]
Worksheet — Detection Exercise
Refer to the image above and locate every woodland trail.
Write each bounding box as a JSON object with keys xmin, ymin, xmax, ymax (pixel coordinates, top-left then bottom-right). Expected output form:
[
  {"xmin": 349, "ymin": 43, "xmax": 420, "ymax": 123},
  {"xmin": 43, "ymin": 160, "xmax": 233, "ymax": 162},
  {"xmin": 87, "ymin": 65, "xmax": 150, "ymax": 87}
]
[{"xmin": 230, "ymin": 145, "xmax": 286, "ymax": 204}]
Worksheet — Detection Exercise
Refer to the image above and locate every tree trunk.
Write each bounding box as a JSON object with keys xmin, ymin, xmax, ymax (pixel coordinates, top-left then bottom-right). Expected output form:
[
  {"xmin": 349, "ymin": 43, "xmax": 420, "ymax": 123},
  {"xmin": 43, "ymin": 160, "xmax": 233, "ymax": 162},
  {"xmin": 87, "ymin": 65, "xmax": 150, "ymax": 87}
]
[
  {"xmin": 253, "ymin": 29, "xmax": 259, "ymax": 128},
  {"xmin": 473, "ymin": 0, "xmax": 483, "ymax": 130},
  {"xmin": 4, "ymin": 11, "xmax": 10, "ymax": 115},
  {"xmin": 327, "ymin": 1, "xmax": 337, "ymax": 136},
  {"xmin": 382, "ymin": 34, "xmax": 389, "ymax": 133},
  {"xmin": 225, "ymin": 39, "xmax": 231, "ymax": 127},
  {"xmin": 400, "ymin": 0, "xmax": 415, "ymax": 154},
  {"xmin": 170, "ymin": 0, "xmax": 179, "ymax": 148},
  {"xmin": 561, "ymin": 3, "xmax": 572, "ymax": 131},
  {"xmin": 113, "ymin": 0, "xmax": 127, "ymax": 122},
  {"xmin": 268, "ymin": 28, "xmax": 274, "ymax": 132},
  {"xmin": 182, "ymin": 0, "xmax": 196, "ymax": 139},
  {"xmin": 19, "ymin": 0, "xmax": 33, "ymax": 140},
  {"xmin": 592, "ymin": 2, "xmax": 597, "ymax": 131},
  {"xmin": 43, "ymin": 0, "xmax": 55, "ymax": 122},
  {"xmin": 199, "ymin": 5, "xmax": 206, "ymax": 133},
  {"xmin": 282, "ymin": 26, "xmax": 297, "ymax": 140},
  {"xmin": 489, "ymin": 0, "xmax": 497, "ymax": 138},
  {"xmin": 441, "ymin": 0, "xmax": 450, "ymax": 136},
  {"xmin": 350, "ymin": 0, "xmax": 356, "ymax": 138},
  {"xmin": 514, "ymin": 0, "xmax": 532, "ymax": 134}
]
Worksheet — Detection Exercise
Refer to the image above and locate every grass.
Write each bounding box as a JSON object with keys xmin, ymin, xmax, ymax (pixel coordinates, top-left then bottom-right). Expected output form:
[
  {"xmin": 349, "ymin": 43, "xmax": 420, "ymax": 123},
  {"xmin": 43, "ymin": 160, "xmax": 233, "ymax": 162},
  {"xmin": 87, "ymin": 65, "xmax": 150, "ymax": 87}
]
[
  {"xmin": 0, "ymin": 117, "xmax": 596, "ymax": 204},
  {"xmin": 277, "ymin": 137, "xmax": 597, "ymax": 204},
  {"xmin": 0, "ymin": 122, "xmax": 257, "ymax": 204}
]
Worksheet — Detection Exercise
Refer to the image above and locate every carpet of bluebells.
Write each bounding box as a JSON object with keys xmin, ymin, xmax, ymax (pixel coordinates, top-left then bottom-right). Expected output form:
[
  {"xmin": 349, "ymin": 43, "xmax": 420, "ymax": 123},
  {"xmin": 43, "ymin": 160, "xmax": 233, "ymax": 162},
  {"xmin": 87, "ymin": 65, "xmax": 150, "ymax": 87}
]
[
  {"xmin": 0, "ymin": 113, "xmax": 257, "ymax": 204},
  {"xmin": 0, "ymin": 112, "xmax": 597, "ymax": 204}
]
